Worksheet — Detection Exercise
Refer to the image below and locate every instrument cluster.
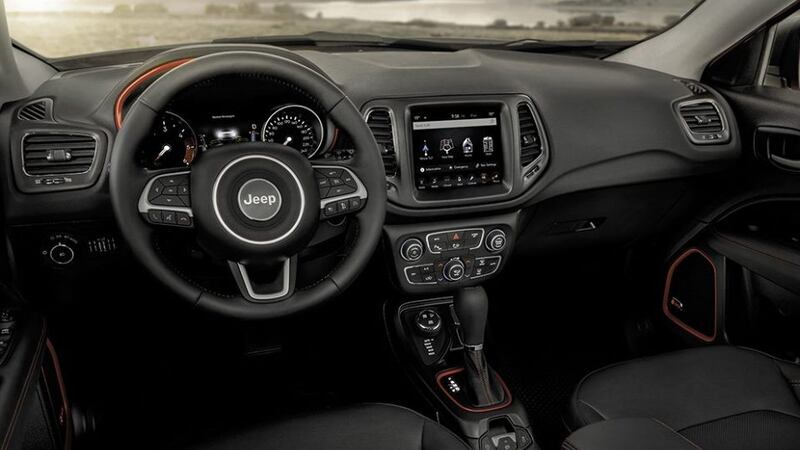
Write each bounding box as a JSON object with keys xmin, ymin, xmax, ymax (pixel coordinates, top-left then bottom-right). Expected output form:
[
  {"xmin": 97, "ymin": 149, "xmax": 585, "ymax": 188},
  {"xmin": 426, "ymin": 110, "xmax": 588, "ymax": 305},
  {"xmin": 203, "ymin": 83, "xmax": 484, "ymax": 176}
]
[
  {"xmin": 140, "ymin": 103, "xmax": 344, "ymax": 169},
  {"xmin": 137, "ymin": 76, "xmax": 353, "ymax": 169}
]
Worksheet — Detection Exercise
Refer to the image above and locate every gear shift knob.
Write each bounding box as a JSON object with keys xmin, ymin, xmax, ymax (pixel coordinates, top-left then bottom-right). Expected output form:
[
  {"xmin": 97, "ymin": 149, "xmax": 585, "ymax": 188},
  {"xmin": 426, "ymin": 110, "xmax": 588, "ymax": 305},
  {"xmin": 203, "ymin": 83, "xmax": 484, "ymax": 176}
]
[{"xmin": 453, "ymin": 286, "xmax": 489, "ymax": 348}]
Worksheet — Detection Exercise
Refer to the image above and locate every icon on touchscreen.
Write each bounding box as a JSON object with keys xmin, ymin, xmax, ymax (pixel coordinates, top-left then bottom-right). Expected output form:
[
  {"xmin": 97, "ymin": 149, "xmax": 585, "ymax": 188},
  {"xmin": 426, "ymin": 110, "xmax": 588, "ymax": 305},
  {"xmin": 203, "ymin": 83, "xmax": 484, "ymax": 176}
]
[
  {"xmin": 482, "ymin": 136, "xmax": 494, "ymax": 154},
  {"xmin": 421, "ymin": 140, "xmax": 430, "ymax": 157},
  {"xmin": 462, "ymin": 137, "xmax": 473, "ymax": 155},
  {"xmin": 440, "ymin": 138, "xmax": 455, "ymax": 155}
]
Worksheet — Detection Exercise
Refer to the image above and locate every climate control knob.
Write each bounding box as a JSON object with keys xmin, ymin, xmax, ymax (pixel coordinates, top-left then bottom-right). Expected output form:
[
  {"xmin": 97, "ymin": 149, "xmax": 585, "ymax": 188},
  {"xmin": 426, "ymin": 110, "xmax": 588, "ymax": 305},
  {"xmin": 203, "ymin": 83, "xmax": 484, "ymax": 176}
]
[
  {"xmin": 400, "ymin": 238, "xmax": 424, "ymax": 262},
  {"xmin": 485, "ymin": 229, "xmax": 507, "ymax": 253},
  {"xmin": 443, "ymin": 258, "xmax": 466, "ymax": 282}
]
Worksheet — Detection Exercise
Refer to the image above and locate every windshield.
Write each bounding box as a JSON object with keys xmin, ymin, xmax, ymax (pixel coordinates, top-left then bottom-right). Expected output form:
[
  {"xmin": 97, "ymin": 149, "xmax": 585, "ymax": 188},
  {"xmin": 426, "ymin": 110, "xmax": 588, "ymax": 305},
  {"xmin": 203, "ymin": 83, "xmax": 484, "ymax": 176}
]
[{"xmin": 6, "ymin": 0, "xmax": 702, "ymax": 59}]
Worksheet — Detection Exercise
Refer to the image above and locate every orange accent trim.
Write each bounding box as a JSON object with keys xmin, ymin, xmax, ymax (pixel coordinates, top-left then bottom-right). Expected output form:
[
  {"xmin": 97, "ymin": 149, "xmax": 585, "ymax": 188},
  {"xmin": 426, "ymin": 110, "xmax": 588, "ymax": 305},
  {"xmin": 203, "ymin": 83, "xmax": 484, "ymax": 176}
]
[
  {"xmin": 435, "ymin": 367, "xmax": 513, "ymax": 413},
  {"xmin": 662, "ymin": 248, "xmax": 718, "ymax": 343},
  {"xmin": 114, "ymin": 58, "xmax": 193, "ymax": 129},
  {"xmin": 45, "ymin": 340, "xmax": 72, "ymax": 450}
]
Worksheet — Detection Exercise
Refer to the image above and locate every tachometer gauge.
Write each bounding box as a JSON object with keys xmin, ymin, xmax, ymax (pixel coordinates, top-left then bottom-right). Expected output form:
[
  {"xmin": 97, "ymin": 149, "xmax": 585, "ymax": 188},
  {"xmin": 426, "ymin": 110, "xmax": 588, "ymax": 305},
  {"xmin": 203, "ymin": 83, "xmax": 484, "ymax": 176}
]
[
  {"xmin": 262, "ymin": 105, "xmax": 324, "ymax": 158},
  {"xmin": 150, "ymin": 112, "xmax": 197, "ymax": 168}
]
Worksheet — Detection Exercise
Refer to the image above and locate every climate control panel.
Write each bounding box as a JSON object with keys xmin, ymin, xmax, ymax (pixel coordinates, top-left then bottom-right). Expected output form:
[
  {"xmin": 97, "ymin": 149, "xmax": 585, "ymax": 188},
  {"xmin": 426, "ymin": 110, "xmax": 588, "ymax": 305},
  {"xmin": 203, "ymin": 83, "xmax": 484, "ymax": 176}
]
[{"xmin": 385, "ymin": 214, "xmax": 519, "ymax": 293}]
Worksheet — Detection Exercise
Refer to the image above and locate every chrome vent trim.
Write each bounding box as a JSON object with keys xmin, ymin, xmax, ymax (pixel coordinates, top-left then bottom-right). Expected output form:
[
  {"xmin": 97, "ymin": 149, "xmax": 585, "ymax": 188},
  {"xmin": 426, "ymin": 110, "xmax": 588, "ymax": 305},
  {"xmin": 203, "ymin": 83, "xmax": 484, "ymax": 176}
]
[{"xmin": 677, "ymin": 99, "xmax": 730, "ymax": 145}]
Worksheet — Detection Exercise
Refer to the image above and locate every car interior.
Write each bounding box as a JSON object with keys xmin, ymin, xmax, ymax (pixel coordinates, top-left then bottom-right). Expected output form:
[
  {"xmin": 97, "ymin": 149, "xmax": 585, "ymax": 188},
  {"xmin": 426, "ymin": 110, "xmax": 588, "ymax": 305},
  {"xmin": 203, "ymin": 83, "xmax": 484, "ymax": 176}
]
[{"xmin": 1, "ymin": 0, "xmax": 800, "ymax": 449}]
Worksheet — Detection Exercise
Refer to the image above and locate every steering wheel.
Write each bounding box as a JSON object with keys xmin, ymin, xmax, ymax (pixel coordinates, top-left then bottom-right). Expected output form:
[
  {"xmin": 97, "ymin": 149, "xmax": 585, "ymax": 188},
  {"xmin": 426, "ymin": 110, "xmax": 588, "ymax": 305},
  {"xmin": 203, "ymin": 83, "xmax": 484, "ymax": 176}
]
[{"xmin": 110, "ymin": 51, "xmax": 386, "ymax": 320}]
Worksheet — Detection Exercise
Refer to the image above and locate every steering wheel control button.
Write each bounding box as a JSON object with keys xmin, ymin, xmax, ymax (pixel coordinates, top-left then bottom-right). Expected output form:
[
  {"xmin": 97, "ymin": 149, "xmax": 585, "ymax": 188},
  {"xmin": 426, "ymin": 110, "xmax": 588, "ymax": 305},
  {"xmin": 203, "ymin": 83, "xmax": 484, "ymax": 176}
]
[
  {"xmin": 143, "ymin": 209, "xmax": 193, "ymax": 228},
  {"xmin": 49, "ymin": 243, "xmax": 75, "ymax": 265},
  {"xmin": 237, "ymin": 178, "xmax": 283, "ymax": 222},
  {"xmin": 485, "ymin": 229, "xmax": 507, "ymax": 252},
  {"xmin": 415, "ymin": 309, "xmax": 443, "ymax": 337},
  {"xmin": 443, "ymin": 258, "xmax": 466, "ymax": 282},
  {"xmin": 316, "ymin": 168, "xmax": 359, "ymax": 199},
  {"xmin": 400, "ymin": 238, "xmax": 425, "ymax": 262},
  {"xmin": 176, "ymin": 212, "xmax": 193, "ymax": 227},
  {"xmin": 148, "ymin": 174, "xmax": 190, "ymax": 207}
]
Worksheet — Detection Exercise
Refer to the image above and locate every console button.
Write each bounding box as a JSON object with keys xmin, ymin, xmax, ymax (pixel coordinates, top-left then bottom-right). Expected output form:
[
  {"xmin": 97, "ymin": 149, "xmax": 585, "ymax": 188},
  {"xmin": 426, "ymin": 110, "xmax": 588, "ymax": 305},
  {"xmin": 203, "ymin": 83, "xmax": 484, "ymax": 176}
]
[
  {"xmin": 421, "ymin": 272, "xmax": 437, "ymax": 284},
  {"xmin": 485, "ymin": 229, "xmax": 507, "ymax": 253},
  {"xmin": 464, "ymin": 229, "xmax": 484, "ymax": 247},
  {"xmin": 428, "ymin": 233, "xmax": 448, "ymax": 253},
  {"xmin": 400, "ymin": 238, "xmax": 424, "ymax": 262},
  {"xmin": 405, "ymin": 266, "xmax": 423, "ymax": 283}
]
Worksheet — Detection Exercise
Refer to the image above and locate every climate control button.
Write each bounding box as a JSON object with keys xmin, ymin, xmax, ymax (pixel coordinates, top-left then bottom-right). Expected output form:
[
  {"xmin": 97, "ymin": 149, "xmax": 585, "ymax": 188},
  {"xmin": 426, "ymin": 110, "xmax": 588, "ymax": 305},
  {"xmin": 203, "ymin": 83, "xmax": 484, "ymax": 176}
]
[
  {"xmin": 443, "ymin": 258, "xmax": 466, "ymax": 282},
  {"xmin": 485, "ymin": 229, "xmax": 507, "ymax": 253}
]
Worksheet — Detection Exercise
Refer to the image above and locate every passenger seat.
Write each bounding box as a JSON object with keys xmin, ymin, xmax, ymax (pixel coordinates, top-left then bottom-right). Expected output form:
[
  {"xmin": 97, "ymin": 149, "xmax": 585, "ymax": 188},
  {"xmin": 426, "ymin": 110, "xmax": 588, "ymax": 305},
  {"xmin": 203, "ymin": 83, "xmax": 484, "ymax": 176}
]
[{"xmin": 565, "ymin": 346, "xmax": 800, "ymax": 450}]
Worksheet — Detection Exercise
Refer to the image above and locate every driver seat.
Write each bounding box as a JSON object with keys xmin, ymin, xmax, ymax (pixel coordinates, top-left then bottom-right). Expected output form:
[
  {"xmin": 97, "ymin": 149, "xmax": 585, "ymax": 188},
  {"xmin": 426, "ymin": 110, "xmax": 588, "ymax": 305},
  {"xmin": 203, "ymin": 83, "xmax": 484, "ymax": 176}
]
[{"xmin": 182, "ymin": 403, "xmax": 468, "ymax": 450}]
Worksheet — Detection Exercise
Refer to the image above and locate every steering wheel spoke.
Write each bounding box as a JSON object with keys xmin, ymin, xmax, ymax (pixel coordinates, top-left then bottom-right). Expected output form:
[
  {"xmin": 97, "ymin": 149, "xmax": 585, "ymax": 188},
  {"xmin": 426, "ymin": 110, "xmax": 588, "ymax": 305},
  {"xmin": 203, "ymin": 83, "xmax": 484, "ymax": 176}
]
[
  {"xmin": 229, "ymin": 257, "xmax": 296, "ymax": 302},
  {"xmin": 313, "ymin": 163, "xmax": 368, "ymax": 221},
  {"xmin": 137, "ymin": 169, "xmax": 194, "ymax": 228}
]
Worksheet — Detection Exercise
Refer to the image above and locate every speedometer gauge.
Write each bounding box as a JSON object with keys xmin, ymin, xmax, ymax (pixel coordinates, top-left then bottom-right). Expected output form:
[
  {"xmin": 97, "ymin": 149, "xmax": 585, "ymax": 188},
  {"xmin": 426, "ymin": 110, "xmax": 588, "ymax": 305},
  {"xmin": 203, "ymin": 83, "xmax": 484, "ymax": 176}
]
[{"xmin": 262, "ymin": 105, "xmax": 324, "ymax": 158}]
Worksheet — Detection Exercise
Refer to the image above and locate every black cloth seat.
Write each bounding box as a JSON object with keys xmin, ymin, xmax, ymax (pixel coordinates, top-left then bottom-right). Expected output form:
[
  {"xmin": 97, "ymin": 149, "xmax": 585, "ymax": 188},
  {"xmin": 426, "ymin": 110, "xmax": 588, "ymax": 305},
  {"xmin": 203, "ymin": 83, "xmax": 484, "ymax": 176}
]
[
  {"xmin": 183, "ymin": 403, "xmax": 468, "ymax": 450},
  {"xmin": 568, "ymin": 346, "xmax": 800, "ymax": 450}
]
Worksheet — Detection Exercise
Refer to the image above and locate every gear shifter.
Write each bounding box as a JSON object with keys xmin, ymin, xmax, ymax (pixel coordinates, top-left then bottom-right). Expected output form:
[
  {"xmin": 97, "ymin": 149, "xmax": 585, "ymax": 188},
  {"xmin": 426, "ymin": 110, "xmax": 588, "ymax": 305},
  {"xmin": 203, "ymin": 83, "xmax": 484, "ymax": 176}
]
[{"xmin": 453, "ymin": 286, "xmax": 505, "ymax": 407}]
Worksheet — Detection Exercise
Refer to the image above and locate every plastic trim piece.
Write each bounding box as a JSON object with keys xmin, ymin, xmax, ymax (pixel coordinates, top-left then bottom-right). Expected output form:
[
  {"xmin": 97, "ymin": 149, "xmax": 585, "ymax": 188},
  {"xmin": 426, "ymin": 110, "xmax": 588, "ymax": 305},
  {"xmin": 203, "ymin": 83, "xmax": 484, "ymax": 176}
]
[{"xmin": 662, "ymin": 247, "xmax": 718, "ymax": 343}]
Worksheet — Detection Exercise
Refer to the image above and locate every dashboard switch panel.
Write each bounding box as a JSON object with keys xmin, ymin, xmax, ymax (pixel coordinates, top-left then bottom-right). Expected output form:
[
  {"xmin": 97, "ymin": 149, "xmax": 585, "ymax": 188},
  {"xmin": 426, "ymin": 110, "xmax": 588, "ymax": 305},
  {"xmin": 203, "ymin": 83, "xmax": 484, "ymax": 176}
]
[{"xmin": 384, "ymin": 212, "xmax": 521, "ymax": 293}]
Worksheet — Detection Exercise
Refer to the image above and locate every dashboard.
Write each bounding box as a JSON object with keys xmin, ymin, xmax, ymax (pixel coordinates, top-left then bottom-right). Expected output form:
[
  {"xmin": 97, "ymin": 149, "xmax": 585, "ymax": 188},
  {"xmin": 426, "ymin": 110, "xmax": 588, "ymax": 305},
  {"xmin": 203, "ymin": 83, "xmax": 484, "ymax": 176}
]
[{"xmin": 0, "ymin": 44, "xmax": 744, "ymax": 298}]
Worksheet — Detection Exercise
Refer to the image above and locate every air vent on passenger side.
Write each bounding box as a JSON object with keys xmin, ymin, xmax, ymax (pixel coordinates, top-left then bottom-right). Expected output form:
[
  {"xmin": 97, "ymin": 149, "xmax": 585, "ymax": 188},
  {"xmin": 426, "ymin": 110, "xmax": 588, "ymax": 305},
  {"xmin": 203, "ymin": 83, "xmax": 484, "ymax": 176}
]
[
  {"xmin": 517, "ymin": 103, "xmax": 543, "ymax": 166},
  {"xmin": 365, "ymin": 108, "xmax": 398, "ymax": 177},
  {"xmin": 17, "ymin": 99, "xmax": 53, "ymax": 122},
  {"xmin": 22, "ymin": 133, "xmax": 97, "ymax": 176},
  {"xmin": 677, "ymin": 100, "xmax": 730, "ymax": 145}
]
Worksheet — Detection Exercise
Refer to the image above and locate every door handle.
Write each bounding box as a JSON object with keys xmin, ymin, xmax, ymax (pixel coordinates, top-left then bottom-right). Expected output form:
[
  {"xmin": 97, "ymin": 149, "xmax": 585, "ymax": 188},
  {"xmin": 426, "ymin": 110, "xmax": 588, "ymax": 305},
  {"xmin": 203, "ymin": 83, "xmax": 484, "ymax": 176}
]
[{"xmin": 769, "ymin": 153, "xmax": 800, "ymax": 170}]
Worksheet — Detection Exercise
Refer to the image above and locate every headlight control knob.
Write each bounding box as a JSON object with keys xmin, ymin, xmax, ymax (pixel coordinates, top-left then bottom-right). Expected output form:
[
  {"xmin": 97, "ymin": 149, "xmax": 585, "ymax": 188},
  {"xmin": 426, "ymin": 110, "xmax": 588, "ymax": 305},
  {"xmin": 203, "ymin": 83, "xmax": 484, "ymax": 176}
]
[{"xmin": 49, "ymin": 243, "xmax": 75, "ymax": 265}]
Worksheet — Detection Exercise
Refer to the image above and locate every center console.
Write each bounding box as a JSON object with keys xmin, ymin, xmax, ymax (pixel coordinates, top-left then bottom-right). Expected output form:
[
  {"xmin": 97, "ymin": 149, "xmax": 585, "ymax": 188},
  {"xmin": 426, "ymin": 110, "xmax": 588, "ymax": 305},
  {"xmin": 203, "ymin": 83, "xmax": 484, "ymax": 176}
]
[{"xmin": 375, "ymin": 95, "xmax": 544, "ymax": 449}]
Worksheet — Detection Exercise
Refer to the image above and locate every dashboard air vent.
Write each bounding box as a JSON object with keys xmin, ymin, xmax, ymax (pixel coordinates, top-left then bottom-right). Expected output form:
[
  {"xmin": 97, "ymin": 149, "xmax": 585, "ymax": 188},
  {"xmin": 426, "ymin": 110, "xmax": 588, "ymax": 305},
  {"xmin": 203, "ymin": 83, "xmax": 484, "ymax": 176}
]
[
  {"xmin": 22, "ymin": 133, "xmax": 97, "ymax": 176},
  {"xmin": 517, "ymin": 103, "xmax": 543, "ymax": 166},
  {"xmin": 677, "ymin": 100, "xmax": 729, "ymax": 145},
  {"xmin": 365, "ymin": 108, "xmax": 398, "ymax": 177},
  {"xmin": 17, "ymin": 99, "xmax": 52, "ymax": 122}
]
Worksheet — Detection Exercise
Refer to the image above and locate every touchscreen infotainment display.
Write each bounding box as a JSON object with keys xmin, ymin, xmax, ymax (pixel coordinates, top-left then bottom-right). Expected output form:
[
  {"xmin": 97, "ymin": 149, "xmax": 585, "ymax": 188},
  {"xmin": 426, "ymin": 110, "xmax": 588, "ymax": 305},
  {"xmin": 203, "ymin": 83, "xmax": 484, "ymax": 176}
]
[{"xmin": 410, "ymin": 105, "xmax": 503, "ymax": 191}]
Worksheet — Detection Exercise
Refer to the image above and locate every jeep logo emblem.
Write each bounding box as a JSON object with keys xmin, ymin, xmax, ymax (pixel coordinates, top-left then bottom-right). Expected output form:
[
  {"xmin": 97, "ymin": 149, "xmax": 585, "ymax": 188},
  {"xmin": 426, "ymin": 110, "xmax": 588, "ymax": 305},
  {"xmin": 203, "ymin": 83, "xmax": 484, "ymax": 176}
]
[{"xmin": 237, "ymin": 178, "xmax": 282, "ymax": 222}]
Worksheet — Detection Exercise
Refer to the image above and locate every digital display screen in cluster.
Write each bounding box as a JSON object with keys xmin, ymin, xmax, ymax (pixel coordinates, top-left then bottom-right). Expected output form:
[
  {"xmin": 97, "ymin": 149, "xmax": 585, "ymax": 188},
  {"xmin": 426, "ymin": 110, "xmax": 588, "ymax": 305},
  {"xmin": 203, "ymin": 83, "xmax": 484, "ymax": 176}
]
[{"xmin": 410, "ymin": 105, "xmax": 503, "ymax": 191}]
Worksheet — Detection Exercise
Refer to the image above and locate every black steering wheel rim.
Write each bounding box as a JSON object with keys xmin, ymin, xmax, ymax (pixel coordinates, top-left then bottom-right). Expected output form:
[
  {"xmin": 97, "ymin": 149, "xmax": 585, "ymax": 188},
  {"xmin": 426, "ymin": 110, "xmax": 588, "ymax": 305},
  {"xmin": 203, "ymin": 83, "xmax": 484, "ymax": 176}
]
[{"xmin": 110, "ymin": 50, "xmax": 386, "ymax": 320}]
